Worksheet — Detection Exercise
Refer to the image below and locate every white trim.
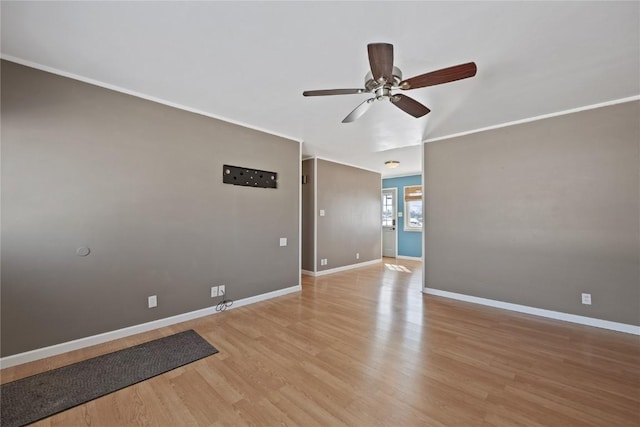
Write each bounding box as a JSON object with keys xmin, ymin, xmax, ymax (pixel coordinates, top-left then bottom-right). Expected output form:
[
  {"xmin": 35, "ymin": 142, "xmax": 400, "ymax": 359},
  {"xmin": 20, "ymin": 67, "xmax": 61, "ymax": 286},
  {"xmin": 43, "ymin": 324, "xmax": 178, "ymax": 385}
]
[
  {"xmin": 423, "ymin": 96, "xmax": 640, "ymax": 145},
  {"xmin": 5, "ymin": 57, "xmax": 635, "ymax": 156},
  {"xmin": 381, "ymin": 172, "xmax": 422, "ymax": 180},
  {"xmin": 397, "ymin": 255, "xmax": 422, "ymax": 261},
  {"xmin": 231, "ymin": 285, "xmax": 301, "ymax": 308},
  {"xmin": 382, "ymin": 187, "xmax": 398, "ymax": 258},
  {"xmin": 298, "ymin": 142, "xmax": 302, "ymax": 289},
  {"xmin": 1, "ymin": 55, "xmax": 304, "ymax": 144},
  {"xmin": 314, "ymin": 156, "xmax": 380, "ymax": 174},
  {"xmin": 421, "ymin": 142, "xmax": 426, "ymax": 296},
  {"xmin": 313, "ymin": 157, "xmax": 318, "ymax": 273},
  {"xmin": 309, "ymin": 259, "xmax": 382, "ymax": 277},
  {"xmin": 403, "ymin": 184, "xmax": 423, "ymax": 233},
  {"xmin": 301, "ymin": 269, "xmax": 314, "ymax": 276},
  {"xmin": 423, "ymin": 288, "xmax": 640, "ymax": 335},
  {"xmin": 0, "ymin": 285, "xmax": 301, "ymax": 369}
]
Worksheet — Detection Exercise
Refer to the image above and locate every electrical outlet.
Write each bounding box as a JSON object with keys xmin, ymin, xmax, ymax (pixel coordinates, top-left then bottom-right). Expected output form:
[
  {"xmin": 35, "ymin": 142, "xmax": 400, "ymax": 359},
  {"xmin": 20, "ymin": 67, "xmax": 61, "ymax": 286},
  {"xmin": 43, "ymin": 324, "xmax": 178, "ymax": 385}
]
[
  {"xmin": 319, "ymin": 209, "xmax": 325, "ymax": 217},
  {"xmin": 279, "ymin": 237, "xmax": 287, "ymax": 247},
  {"xmin": 148, "ymin": 295, "xmax": 157, "ymax": 308},
  {"xmin": 219, "ymin": 285, "xmax": 226, "ymax": 296},
  {"xmin": 211, "ymin": 286, "xmax": 218, "ymax": 297},
  {"xmin": 356, "ymin": 253, "xmax": 360, "ymax": 260},
  {"xmin": 581, "ymin": 293, "xmax": 592, "ymax": 305}
]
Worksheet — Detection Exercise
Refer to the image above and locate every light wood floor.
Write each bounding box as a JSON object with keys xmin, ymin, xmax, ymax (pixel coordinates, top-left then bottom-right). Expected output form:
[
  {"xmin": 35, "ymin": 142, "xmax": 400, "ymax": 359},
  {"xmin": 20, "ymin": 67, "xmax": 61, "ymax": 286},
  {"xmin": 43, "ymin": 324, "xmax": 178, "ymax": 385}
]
[{"xmin": 2, "ymin": 258, "xmax": 639, "ymax": 426}]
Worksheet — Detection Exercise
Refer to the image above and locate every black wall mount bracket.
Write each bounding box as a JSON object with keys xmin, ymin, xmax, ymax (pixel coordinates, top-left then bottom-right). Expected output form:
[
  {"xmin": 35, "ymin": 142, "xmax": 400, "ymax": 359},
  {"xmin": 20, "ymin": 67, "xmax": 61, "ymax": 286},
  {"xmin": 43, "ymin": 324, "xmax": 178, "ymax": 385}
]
[{"xmin": 223, "ymin": 165, "xmax": 278, "ymax": 189}]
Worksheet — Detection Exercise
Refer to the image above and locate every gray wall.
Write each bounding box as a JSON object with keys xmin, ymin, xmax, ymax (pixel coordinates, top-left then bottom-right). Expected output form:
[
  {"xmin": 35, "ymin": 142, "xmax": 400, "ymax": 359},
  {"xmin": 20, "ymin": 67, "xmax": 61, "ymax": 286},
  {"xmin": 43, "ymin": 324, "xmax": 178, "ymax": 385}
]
[
  {"xmin": 316, "ymin": 159, "xmax": 381, "ymax": 271},
  {"xmin": 423, "ymin": 101, "xmax": 639, "ymax": 325},
  {"xmin": 1, "ymin": 60, "xmax": 300, "ymax": 356},
  {"xmin": 301, "ymin": 159, "xmax": 315, "ymax": 271}
]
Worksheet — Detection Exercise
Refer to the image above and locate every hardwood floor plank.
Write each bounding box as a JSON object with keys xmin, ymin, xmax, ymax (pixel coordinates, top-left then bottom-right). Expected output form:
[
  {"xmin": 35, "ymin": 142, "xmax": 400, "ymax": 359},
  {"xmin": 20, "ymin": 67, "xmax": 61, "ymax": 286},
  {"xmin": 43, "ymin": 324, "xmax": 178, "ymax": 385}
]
[{"xmin": 2, "ymin": 258, "xmax": 638, "ymax": 426}]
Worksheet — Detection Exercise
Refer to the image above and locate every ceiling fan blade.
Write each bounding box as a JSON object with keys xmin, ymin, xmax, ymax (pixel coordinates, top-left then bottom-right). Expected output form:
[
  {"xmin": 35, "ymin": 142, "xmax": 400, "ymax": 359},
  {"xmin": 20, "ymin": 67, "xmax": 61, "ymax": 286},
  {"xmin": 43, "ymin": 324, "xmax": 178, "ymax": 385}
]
[
  {"xmin": 368, "ymin": 43, "xmax": 394, "ymax": 83},
  {"xmin": 303, "ymin": 89, "xmax": 366, "ymax": 96},
  {"xmin": 342, "ymin": 98, "xmax": 375, "ymax": 123},
  {"xmin": 390, "ymin": 94, "xmax": 431, "ymax": 118},
  {"xmin": 400, "ymin": 62, "xmax": 477, "ymax": 90}
]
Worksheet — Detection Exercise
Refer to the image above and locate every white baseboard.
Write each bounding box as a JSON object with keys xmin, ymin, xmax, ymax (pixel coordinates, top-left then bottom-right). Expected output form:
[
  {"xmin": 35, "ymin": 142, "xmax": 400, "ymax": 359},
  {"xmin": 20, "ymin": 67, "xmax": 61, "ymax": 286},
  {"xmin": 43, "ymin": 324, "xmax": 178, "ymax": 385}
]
[
  {"xmin": 0, "ymin": 285, "xmax": 302, "ymax": 369},
  {"xmin": 423, "ymin": 288, "xmax": 640, "ymax": 335},
  {"xmin": 301, "ymin": 269, "xmax": 314, "ymax": 276},
  {"xmin": 396, "ymin": 255, "xmax": 422, "ymax": 261},
  {"xmin": 307, "ymin": 259, "xmax": 382, "ymax": 277}
]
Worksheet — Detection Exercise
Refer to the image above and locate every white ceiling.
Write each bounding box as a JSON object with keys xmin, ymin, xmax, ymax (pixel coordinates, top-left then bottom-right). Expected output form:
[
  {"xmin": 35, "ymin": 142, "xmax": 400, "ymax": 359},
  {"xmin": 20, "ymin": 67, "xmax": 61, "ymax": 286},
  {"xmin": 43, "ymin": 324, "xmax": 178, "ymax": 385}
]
[{"xmin": 2, "ymin": 2, "xmax": 639, "ymax": 177}]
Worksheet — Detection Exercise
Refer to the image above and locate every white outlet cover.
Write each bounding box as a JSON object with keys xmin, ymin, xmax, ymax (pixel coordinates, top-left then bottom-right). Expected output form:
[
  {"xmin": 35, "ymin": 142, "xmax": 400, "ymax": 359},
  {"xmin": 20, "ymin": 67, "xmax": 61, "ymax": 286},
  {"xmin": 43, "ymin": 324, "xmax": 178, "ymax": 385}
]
[
  {"xmin": 211, "ymin": 286, "xmax": 218, "ymax": 297},
  {"xmin": 581, "ymin": 293, "xmax": 592, "ymax": 305},
  {"xmin": 219, "ymin": 285, "xmax": 225, "ymax": 295},
  {"xmin": 319, "ymin": 209, "xmax": 325, "ymax": 217},
  {"xmin": 279, "ymin": 237, "xmax": 287, "ymax": 246},
  {"xmin": 148, "ymin": 295, "xmax": 157, "ymax": 308}
]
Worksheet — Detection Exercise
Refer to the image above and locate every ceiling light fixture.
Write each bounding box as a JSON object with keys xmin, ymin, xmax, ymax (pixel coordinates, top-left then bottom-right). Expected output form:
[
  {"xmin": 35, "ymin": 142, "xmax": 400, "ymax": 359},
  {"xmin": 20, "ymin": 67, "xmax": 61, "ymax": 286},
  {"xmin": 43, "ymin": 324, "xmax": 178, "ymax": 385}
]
[{"xmin": 385, "ymin": 160, "xmax": 400, "ymax": 168}]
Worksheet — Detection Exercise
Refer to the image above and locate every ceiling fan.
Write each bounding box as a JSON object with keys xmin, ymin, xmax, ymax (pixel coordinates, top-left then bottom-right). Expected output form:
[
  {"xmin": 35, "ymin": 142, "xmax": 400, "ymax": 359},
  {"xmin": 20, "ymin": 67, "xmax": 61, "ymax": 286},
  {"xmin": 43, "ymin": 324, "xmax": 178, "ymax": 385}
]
[{"xmin": 303, "ymin": 43, "xmax": 477, "ymax": 123}]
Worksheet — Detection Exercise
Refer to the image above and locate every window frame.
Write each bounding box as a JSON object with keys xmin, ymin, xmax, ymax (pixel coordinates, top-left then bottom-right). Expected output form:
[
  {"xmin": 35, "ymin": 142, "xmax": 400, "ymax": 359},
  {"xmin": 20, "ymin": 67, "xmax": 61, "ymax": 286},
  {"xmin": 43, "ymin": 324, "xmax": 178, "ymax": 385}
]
[{"xmin": 403, "ymin": 185, "xmax": 423, "ymax": 232}]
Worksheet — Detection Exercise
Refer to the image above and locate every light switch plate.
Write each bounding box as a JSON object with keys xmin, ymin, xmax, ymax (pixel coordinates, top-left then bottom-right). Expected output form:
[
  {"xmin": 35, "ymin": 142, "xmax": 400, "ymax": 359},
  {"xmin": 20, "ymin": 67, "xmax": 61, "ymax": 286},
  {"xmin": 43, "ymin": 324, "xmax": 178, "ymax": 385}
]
[{"xmin": 148, "ymin": 295, "xmax": 157, "ymax": 308}]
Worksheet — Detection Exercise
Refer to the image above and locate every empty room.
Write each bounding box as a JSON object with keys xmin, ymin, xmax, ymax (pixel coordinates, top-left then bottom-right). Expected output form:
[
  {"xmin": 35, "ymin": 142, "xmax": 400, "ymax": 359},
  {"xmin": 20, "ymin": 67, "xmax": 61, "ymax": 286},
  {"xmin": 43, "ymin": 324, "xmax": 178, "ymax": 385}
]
[{"xmin": 1, "ymin": 2, "xmax": 638, "ymax": 426}]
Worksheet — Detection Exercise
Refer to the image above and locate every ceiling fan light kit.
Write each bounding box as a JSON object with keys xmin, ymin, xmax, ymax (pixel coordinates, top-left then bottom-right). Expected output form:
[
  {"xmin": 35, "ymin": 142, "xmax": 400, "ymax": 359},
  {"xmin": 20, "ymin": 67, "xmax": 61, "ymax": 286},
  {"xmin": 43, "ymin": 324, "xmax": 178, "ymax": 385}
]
[{"xmin": 303, "ymin": 43, "xmax": 477, "ymax": 123}]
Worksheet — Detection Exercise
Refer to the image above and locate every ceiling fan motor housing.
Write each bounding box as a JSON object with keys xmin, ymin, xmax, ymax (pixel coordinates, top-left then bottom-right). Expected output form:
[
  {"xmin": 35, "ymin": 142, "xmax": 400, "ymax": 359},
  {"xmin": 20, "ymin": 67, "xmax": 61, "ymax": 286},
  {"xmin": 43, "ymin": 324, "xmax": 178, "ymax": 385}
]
[{"xmin": 364, "ymin": 66, "xmax": 403, "ymax": 96}]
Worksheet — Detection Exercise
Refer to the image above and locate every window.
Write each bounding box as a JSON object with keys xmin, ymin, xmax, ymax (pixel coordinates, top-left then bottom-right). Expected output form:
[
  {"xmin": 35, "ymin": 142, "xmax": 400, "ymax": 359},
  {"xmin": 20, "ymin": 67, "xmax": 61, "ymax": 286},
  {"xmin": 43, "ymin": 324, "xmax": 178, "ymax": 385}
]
[
  {"xmin": 382, "ymin": 192, "xmax": 394, "ymax": 227},
  {"xmin": 404, "ymin": 185, "xmax": 422, "ymax": 231}
]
